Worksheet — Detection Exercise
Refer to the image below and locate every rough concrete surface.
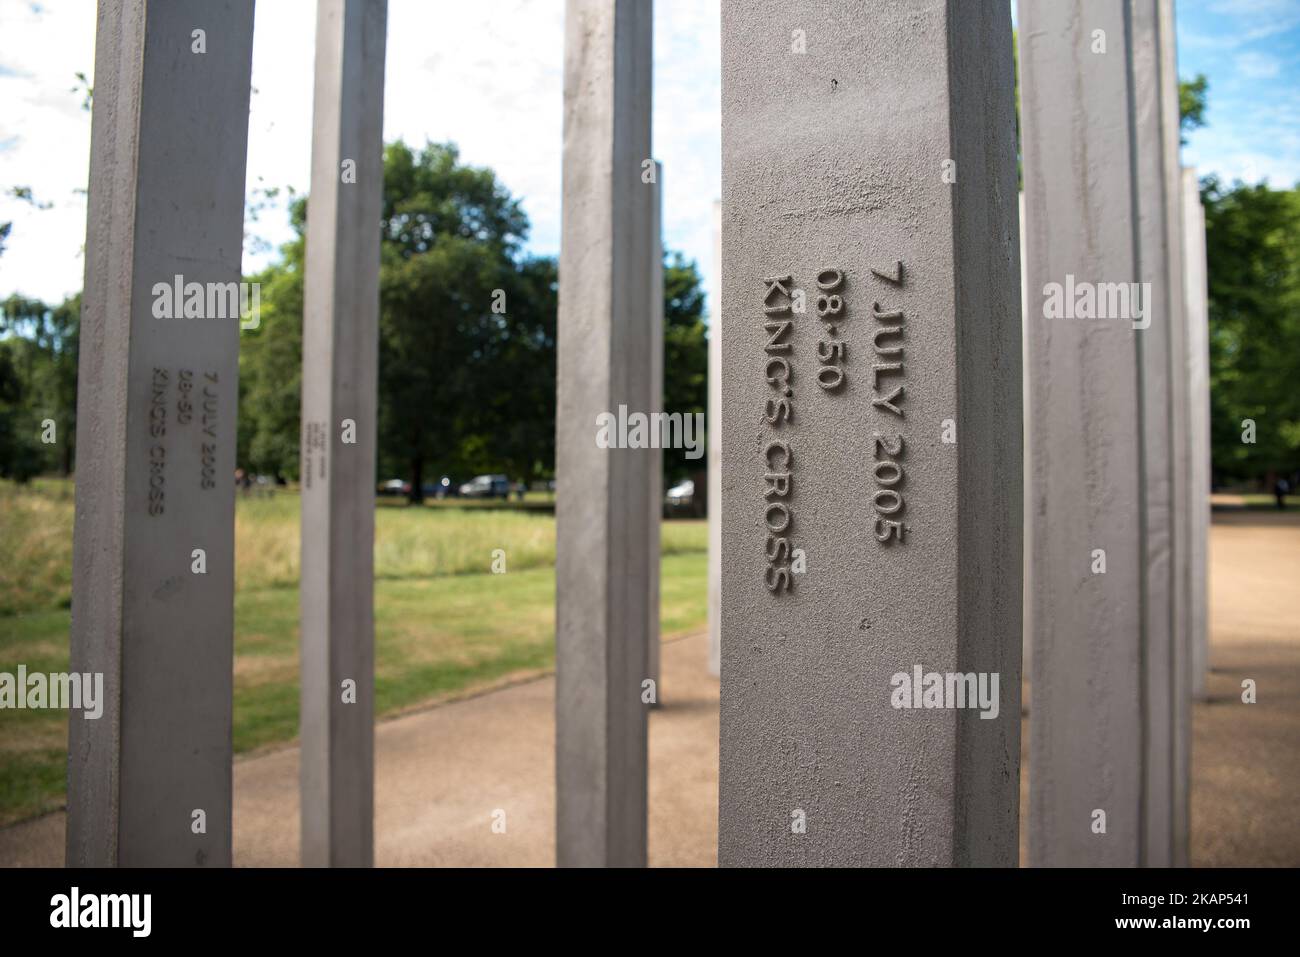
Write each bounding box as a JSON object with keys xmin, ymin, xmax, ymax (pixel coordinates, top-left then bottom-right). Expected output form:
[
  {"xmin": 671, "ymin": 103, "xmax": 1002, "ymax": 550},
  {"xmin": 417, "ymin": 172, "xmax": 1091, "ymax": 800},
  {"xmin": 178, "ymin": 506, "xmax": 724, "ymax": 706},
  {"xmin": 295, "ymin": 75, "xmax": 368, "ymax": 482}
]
[
  {"xmin": 298, "ymin": 0, "xmax": 387, "ymax": 870},
  {"xmin": 67, "ymin": 0, "xmax": 255, "ymax": 867},
  {"xmin": 1182, "ymin": 168, "xmax": 1212, "ymax": 701},
  {"xmin": 554, "ymin": 0, "xmax": 654, "ymax": 868},
  {"xmin": 1132, "ymin": 0, "xmax": 1189, "ymax": 868},
  {"xmin": 1019, "ymin": 0, "xmax": 1145, "ymax": 866},
  {"xmin": 719, "ymin": 0, "xmax": 1021, "ymax": 866}
]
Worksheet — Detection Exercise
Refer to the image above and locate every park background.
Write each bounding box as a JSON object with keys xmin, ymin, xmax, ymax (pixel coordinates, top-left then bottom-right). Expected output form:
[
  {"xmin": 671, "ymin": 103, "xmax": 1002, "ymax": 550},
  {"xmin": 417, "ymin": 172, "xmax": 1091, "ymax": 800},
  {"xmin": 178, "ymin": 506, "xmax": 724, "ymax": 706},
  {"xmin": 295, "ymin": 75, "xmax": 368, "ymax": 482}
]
[{"xmin": 1, "ymin": 0, "xmax": 1298, "ymax": 862}]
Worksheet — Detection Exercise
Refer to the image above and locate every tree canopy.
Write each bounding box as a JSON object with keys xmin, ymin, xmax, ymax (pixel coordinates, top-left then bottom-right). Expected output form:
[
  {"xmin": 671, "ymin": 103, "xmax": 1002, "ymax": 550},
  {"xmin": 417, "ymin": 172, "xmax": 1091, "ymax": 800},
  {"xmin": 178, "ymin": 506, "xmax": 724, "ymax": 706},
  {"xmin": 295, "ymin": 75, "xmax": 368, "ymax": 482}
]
[
  {"xmin": 238, "ymin": 140, "xmax": 707, "ymax": 499},
  {"xmin": 1202, "ymin": 176, "xmax": 1300, "ymax": 482}
]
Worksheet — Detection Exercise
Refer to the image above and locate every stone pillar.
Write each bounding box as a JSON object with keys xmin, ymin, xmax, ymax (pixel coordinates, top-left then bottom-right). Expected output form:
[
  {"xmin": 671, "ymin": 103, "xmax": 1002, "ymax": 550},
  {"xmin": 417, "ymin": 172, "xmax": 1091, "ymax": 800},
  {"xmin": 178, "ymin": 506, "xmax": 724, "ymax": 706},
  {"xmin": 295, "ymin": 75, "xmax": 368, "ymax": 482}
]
[
  {"xmin": 1022, "ymin": 0, "xmax": 1189, "ymax": 866},
  {"xmin": 1020, "ymin": 193, "xmax": 1032, "ymax": 689},
  {"xmin": 1132, "ymin": 0, "xmax": 1190, "ymax": 868},
  {"xmin": 1021, "ymin": 0, "xmax": 1145, "ymax": 867},
  {"xmin": 648, "ymin": 160, "xmax": 663, "ymax": 701},
  {"xmin": 707, "ymin": 199, "xmax": 722, "ymax": 678},
  {"xmin": 1182, "ymin": 166, "xmax": 1211, "ymax": 701},
  {"xmin": 299, "ymin": 0, "xmax": 387, "ymax": 869},
  {"xmin": 718, "ymin": 1, "xmax": 1021, "ymax": 866},
  {"xmin": 67, "ymin": 0, "xmax": 254, "ymax": 867},
  {"xmin": 1160, "ymin": 0, "xmax": 1193, "ymax": 868},
  {"xmin": 555, "ymin": 0, "xmax": 653, "ymax": 868}
]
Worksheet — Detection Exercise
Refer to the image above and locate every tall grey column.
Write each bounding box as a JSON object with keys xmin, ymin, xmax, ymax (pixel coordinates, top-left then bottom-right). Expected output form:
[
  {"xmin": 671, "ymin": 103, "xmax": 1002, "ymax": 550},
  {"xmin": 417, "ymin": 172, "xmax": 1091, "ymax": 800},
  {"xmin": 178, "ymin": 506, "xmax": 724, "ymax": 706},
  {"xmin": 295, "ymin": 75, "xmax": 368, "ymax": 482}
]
[
  {"xmin": 1160, "ymin": 0, "xmax": 1192, "ymax": 868},
  {"xmin": 1022, "ymin": 0, "xmax": 1189, "ymax": 866},
  {"xmin": 67, "ymin": 0, "xmax": 254, "ymax": 867},
  {"xmin": 1133, "ymin": 0, "xmax": 1189, "ymax": 868},
  {"xmin": 707, "ymin": 199, "xmax": 722, "ymax": 678},
  {"xmin": 719, "ymin": 1, "xmax": 1021, "ymax": 866},
  {"xmin": 555, "ymin": 0, "xmax": 653, "ymax": 868},
  {"xmin": 1020, "ymin": 193, "xmax": 1032, "ymax": 688},
  {"xmin": 1021, "ymin": 0, "xmax": 1145, "ymax": 867},
  {"xmin": 299, "ymin": 0, "xmax": 387, "ymax": 868},
  {"xmin": 648, "ymin": 161, "xmax": 663, "ymax": 700},
  {"xmin": 1182, "ymin": 166, "xmax": 1210, "ymax": 701}
]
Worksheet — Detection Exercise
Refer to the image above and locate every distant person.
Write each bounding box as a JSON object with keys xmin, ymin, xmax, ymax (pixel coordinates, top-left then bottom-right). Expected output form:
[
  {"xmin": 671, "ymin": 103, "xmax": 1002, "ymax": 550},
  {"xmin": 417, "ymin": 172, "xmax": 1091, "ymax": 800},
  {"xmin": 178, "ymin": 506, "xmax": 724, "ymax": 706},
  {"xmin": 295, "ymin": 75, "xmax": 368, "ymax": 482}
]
[
  {"xmin": 1276, "ymin": 477, "xmax": 1290, "ymax": 510},
  {"xmin": 516, "ymin": 479, "xmax": 526, "ymax": 502}
]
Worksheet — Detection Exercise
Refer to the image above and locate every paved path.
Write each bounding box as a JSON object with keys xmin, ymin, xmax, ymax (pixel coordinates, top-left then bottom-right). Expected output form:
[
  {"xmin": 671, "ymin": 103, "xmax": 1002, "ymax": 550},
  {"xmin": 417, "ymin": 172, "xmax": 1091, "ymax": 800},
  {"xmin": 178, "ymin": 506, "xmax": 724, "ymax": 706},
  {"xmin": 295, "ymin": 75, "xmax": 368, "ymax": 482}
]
[
  {"xmin": 1191, "ymin": 510, "xmax": 1300, "ymax": 867},
  {"xmin": 2, "ymin": 511, "xmax": 1296, "ymax": 866},
  {"xmin": 0, "ymin": 628, "xmax": 720, "ymax": 867}
]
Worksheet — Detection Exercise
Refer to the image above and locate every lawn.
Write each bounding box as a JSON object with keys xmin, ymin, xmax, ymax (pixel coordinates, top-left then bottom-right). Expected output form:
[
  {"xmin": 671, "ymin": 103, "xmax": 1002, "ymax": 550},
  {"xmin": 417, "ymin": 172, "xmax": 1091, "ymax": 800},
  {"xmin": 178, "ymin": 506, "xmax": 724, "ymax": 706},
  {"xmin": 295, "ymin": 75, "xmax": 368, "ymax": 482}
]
[
  {"xmin": 1226, "ymin": 493, "xmax": 1300, "ymax": 510},
  {"xmin": 0, "ymin": 479, "xmax": 708, "ymax": 826}
]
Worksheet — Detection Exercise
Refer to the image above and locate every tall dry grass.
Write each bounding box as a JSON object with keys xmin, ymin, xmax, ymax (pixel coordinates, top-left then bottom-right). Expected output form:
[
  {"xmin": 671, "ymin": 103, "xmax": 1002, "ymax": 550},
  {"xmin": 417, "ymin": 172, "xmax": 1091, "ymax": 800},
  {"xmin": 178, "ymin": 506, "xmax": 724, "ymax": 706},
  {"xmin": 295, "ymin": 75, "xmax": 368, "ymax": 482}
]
[{"xmin": 0, "ymin": 479, "xmax": 707, "ymax": 614}]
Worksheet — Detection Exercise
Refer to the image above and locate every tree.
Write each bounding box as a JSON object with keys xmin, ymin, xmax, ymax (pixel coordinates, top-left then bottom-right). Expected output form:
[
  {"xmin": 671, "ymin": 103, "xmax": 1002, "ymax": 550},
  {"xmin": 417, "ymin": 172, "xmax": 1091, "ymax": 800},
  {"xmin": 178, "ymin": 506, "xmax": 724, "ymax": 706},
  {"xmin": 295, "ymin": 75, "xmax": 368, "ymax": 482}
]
[
  {"xmin": 238, "ymin": 140, "xmax": 708, "ymax": 499},
  {"xmin": 0, "ymin": 293, "xmax": 80, "ymax": 479},
  {"xmin": 239, "ymin": 209, "xmax": 306, "ymax": 479},
  {"xmin": 1179, "ymin": 74, "xmax": 1208, "ymax": 145},
  {"xmin": 456, "ymin": 254, "xmax": 558, "ymax": 485},
  {"xmin": 1202, "ymin": 177, "xmax": 1300, "ymax": 484},
  {"xmin": 376, "ymin": 141, "xmax": 531, "ymax": 500},
  {"xmin": 0, "ymin": 341, "xmax": 45, "ymax": 482},
  {"xmin": 663, "ymin": 253, "xmax": 708, "ymax": 484}
]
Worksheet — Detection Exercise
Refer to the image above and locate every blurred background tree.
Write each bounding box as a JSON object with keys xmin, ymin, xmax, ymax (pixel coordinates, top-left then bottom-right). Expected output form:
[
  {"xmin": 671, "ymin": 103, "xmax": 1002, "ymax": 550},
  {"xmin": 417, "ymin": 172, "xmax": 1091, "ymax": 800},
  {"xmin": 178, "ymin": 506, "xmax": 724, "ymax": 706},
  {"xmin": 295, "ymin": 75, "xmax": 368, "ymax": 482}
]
[
  {"xmin": 236, "ymin": 139, "xmax": 707, "ymax": 501},
  {"xmin": 1202, "ymin": 177, "xmax": 1300, "ymax": 484},
  {"xmin": 0, "ymin": 292, "xmax": 79, "ymax": 481}
]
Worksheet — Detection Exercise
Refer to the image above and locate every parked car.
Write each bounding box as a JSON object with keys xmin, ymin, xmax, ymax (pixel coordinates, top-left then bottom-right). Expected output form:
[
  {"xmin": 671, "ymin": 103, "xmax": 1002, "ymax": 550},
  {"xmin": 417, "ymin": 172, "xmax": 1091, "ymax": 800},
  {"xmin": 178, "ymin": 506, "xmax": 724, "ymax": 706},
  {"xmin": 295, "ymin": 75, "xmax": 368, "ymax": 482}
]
[
  {"xmin": 378, "ymin": 478, "xmax": 410, "ymax": 497},
  {"xmin": 459, "ymin": 474, "xmax": 512, "ymax": 499},
  {"xmin": 665, "ymin": 478, "xmax": 694, "ymax": 506}
]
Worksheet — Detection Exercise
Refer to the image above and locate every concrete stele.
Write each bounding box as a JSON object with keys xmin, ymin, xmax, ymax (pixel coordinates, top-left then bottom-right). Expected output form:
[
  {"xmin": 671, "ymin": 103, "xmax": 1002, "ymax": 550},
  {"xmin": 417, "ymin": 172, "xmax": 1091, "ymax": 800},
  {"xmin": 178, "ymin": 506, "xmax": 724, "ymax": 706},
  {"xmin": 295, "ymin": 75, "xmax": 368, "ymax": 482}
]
[
  {"xmin": 1132, "ymin": 0, "xmax": 1191, "ymax": 868},
  {"xmin": 1182, "ymin": 166, "xmax": 1211, "ymax": 701},
  {"xmin": 1022, "ymin": 0, "xmax": 1191, "ymax": 866},
  {"xmin": 1020, "ymin": 0, "xmax": 1145, "ymax": 866},
  {"xmin": 719, "ymin": 1, "xmax": 1022, "ymax": 866},
  {"xmin": 708, "ymin": 199, "xmax": 722, "ymax": 678},
  {"xmin": 67, "ymin": 0, "xmax": 255, "ymax": 866},
  {"xmin": 554, "ymin": 0, "xmax": 653, "ymax": 868},
  {"xmin": 648, "ymin": 160, "xmax": 664, "ymax": 700},
  {"xmin": 298, "ymin": 0, "xmax": 387, "ymax": 868}
]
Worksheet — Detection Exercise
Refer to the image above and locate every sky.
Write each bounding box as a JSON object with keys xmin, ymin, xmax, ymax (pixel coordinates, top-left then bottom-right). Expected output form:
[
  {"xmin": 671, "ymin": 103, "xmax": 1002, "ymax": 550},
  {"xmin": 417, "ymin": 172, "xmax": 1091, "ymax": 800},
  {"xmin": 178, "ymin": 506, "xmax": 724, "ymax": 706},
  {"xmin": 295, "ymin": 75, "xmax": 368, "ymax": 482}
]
[{"xmin": 0, "ymin": 0, "xmax": 1297, "ymax": 310}]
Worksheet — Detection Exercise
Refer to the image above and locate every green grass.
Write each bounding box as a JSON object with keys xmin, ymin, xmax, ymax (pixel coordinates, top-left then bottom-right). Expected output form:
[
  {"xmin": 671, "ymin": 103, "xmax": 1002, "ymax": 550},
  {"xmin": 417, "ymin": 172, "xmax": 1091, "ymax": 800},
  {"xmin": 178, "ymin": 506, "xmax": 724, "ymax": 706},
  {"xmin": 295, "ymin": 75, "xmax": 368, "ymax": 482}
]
[
  {"xmin": 1, "ymin": 479, "xmax": 706, "ymax": 613},
  {"xmin": 1224, "ymin": 493, "xmax": 1300, "ymax": 511},
  {"xmin": 0, "ymin": 478, "xmax": 708, "ymax": 826},
  {"xmin": 0, "ymin": 479, "xmax": 75, "ymax": 616}
]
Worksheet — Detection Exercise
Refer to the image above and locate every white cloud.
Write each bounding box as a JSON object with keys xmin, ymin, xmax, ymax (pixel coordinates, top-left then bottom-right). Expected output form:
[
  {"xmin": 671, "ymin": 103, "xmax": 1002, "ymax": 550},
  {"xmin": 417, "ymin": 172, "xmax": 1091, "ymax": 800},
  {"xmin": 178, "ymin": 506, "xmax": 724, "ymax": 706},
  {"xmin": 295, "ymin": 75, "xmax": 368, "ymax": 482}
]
[
  {"xmin": 0, "ymin": 0, "xmax": 723, "ymax": 312},
  {"xmin": 0, "ymin": 0, "xmax": 96, "ymax": 303},
  {"xmin": 1235, "ymin": 50, "xmax": 1282, "ymax": 78}
]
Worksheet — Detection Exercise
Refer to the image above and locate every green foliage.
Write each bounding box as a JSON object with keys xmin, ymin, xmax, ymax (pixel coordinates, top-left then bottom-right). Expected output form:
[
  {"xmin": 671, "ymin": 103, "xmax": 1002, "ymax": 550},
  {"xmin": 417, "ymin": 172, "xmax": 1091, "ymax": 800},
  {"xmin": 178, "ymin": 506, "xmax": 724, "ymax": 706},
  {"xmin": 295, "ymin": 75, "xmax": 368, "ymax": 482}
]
[
  {"xmin": 1180, "ymin": 74, "xmax": 1208, "ymax": 144},
  {"xmin": 663, "ymin": 252, "xmax": 708, "ymax": 483},
  {"xmin": 239, "ymin": 139, "xmax": 708, "ymax": 496},
  {"xmin": 1202, "ymin": 176, "xmax": 1300, "ymax": 481},
  {"xmin": 0, "ymin": 293, "xmax": 80, "ymax": 481},
  {"xmin": 71, "ymin": 70, "xmax": 93, "ymax": 112},
  {"xmin": 239, "ymin": 218, "xmax": 305, "ymax": 479},
  {"xmin": 7, "ymin": 186, "xmax": 53, "ymax": 211},
  {"xmin": 375, "ymin": 141, "xmax": 536, "ymax": 497}
]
